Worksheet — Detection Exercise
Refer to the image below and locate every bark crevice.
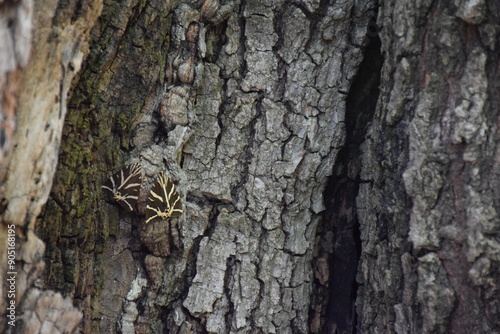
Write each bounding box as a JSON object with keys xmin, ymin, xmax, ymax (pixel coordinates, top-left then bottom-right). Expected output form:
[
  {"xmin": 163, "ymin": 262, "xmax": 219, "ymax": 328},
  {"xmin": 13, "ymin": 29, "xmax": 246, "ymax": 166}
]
[{"xmin": 314, "ymin": 33, "xmax": 382, "ymax": 334}]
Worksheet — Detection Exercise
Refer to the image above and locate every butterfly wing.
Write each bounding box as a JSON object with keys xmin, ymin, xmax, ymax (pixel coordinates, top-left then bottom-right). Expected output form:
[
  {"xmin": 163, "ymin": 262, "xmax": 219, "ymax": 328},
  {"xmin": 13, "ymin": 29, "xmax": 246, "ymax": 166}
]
[
  {"xmin": 146, "ymin": 172, "xmax": 183, "ymax": 223},
  {"xmin": 146, "ymin": 173, "xmax": 166, "ymax": 224},
  {"xmin": 102, "ymin": 173, "xmax": 117, "ymax": 196},
  {"xmin": 165, "ymin": 175, "xmax": 183, "ymax": 218},
  {"xmin": 102, "ymin": 163, "xmax": 142, "ymax": 212}
]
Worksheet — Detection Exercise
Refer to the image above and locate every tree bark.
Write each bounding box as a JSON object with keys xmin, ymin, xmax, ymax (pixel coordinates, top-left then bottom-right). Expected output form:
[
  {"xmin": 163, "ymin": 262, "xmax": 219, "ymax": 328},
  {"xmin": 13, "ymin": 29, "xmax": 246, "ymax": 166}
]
[
  {"xmin": 1, "ymin": 0, "xmax": 499, "ymax": 334},
  {"xmin": 357, "ymin": 1, "xmax": 500, "ymax": 333},
  {"xmin": 1, "ymin": 0, "xmax": 99, "ymax": 332}
]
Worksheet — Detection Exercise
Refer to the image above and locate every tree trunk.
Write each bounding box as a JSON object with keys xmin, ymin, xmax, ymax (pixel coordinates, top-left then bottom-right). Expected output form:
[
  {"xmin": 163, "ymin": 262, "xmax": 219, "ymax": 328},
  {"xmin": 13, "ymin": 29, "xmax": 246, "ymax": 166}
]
[{"xmin": 1, "ymin": 0, "xmax": 499, "ymax": 334}]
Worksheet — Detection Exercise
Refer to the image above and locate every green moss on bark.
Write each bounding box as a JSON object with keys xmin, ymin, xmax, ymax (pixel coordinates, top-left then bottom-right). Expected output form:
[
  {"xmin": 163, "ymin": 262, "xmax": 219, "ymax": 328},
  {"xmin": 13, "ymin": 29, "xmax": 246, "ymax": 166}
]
[{"xmin": 36, "ymin": 2, "xmax": 174, "ymax": 332}]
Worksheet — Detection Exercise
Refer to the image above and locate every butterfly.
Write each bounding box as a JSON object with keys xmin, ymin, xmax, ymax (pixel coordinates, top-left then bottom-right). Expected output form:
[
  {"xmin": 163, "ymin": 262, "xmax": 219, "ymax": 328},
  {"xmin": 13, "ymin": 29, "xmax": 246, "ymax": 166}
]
[
  {"xmin": 102, "ymin": 163, "xmax": 142, "ymax": 212},
  {"xmin": 146, "ymin": 172, "xmax": 183, "ymax": 223}
]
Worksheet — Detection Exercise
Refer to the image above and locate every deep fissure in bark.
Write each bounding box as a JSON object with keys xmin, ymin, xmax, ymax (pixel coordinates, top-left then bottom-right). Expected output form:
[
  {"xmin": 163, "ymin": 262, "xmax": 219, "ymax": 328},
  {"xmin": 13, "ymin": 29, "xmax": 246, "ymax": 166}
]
[{"xmin": 316, "ymin": 34, "xmax": 382, "ymax": 334}]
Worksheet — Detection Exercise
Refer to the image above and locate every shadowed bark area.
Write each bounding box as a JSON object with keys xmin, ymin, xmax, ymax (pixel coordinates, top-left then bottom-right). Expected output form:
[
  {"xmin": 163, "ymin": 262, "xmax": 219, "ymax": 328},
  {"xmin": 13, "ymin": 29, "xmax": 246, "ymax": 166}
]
[
  {"xmin": 36, "ymin": 1, "xmax": 174, "ymax": 332},
  {"xmin": 357, "ymin": 1, "xmax": 500, "ymax": 333},
  {"xmin": 315, "ymin": 33, "xmax": 382, "ymax": 334},
  {"xmin": 0, "ymin": 0, "xmax": 499, "ymax": 334}
]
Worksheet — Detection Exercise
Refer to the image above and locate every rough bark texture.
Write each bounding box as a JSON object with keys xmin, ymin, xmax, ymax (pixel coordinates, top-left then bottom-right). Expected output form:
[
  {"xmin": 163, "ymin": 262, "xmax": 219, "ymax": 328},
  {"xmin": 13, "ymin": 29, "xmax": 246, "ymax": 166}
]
[
  {"xmin": 36, "ymin": 0, "xmax": 375, "ymax": 332},
  {"xmin": 357, "ymin": 1, "xmax": 500, "ymax": 333},
  {"xmin": 0, "ymin": 0, "xmax": 499, "ymax": 334}
]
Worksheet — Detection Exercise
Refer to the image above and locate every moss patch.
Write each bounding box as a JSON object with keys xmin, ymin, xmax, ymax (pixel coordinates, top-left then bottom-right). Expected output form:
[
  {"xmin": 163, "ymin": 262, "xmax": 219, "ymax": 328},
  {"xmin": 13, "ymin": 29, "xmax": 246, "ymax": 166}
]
[{"xmin": 36, "ymin": 1, "xmax": 175, "ymax": 329}]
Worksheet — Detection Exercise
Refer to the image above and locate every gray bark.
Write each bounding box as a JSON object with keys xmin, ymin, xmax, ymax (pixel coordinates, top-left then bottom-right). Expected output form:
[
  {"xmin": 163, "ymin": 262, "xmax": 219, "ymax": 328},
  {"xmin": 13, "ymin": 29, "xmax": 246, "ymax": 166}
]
[
  {"xmin": 0, "ymin": 0, "xmax": 499, "ymax": 334},
  {"xmin": 357, "ymin": 1, "xmax": 500, "ymax": 333}
]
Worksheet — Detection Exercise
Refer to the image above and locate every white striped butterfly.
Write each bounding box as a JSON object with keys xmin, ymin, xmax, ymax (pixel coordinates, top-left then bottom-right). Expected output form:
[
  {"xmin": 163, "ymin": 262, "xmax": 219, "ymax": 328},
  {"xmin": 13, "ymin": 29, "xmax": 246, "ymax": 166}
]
[
  {"xmin": 146, "ymin": 172, "xmax": 183, "ymax": 223},
  {"xmin": 102, "ymin": 163, "xmax": 142, "ymax": 212}
]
